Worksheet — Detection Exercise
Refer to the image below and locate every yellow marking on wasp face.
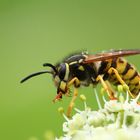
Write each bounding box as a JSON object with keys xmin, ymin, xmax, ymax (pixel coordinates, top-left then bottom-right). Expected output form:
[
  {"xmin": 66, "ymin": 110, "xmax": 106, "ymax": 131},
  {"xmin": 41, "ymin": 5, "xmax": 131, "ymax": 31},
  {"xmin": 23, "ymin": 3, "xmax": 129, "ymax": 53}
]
[
  {"xmin": 130, "ymin": 76, "xmax": 140, "ymax": 84},
  {"xmin": 54, "ymin": 76, "xmax": 60, "ymax": 86},
  {"xmin": 116, "ymin": 59, "xmax": 127, "ymax": 74},
  {"xmin": 123, "ymin": 68, "xmax": 136, "ymax": 79},
  {"xmin": 60, "ymin": 81, "xmax": 66, "ymax": 92},
  {"xmin": 78, "ymin": 65, "xmax": 84, "ymax": 71}
]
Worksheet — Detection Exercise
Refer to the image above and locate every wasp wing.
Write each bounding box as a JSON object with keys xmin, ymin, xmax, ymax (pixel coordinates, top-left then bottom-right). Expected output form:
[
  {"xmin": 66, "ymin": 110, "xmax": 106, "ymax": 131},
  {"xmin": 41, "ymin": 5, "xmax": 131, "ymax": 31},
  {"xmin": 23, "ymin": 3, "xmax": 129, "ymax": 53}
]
[{"xmin": 84, "ymin": 49, "xmax": 140, "ymax": 63}]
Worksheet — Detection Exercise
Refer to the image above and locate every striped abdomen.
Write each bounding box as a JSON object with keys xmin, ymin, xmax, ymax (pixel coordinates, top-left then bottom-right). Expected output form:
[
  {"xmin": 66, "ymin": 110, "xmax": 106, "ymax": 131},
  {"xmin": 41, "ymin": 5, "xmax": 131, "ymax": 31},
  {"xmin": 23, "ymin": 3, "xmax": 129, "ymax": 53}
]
[{"xmin": 99, "ymin": 58, "xmax": 140, "ymax": 97}]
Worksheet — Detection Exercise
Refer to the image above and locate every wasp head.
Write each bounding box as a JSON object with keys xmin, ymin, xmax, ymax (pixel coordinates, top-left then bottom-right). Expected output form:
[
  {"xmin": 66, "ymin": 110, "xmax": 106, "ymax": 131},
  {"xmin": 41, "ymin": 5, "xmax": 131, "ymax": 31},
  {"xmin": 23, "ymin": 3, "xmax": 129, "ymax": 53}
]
[
  {"xmin": 20, "ymin": 63, "xmax": 70, "ymax": 102},
  {"xmin": 51, "ymin": 63, "xmax": 70, "ymax": 101}
]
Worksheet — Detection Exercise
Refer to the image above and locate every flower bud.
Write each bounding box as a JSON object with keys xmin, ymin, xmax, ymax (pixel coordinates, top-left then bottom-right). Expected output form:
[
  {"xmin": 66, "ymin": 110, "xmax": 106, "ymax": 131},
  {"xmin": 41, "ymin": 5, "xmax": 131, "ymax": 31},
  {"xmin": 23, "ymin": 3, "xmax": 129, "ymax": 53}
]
[
  {"xmin": 58, "ymin": 107, "xmax": 64, "ymax": 114},
  {"xmin": 80, "ymin": 94, "xmax": 86, "ymax": 101}
]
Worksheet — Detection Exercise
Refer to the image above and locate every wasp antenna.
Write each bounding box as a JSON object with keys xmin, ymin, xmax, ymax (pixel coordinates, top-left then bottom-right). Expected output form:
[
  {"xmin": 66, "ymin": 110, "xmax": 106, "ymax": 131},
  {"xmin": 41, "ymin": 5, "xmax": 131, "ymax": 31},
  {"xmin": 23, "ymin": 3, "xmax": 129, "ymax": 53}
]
[
  {"xmin": 43, "ymin": 63, "xmax": 57, "ymax": 73},
  {"xmin": 20, "ymin": 71, "xmax": 52, "ymax": 83}
]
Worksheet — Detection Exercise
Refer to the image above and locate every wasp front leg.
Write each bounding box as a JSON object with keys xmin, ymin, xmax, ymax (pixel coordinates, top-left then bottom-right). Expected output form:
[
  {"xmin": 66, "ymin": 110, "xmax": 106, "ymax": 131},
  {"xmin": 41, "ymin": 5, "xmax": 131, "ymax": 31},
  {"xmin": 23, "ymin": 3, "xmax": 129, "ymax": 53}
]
[{"xmin": 67, "ymin": 77, "xmax": 80, "ymax": 118}]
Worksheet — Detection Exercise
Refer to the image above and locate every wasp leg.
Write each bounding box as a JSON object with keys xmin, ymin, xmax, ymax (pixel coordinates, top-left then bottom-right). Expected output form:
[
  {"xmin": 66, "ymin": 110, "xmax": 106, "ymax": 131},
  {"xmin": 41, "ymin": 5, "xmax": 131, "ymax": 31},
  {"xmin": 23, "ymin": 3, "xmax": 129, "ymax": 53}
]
[
  {"xmin": 67, "ymin": 77, "xmax": 80, "ymax": 118},
  {"xmin": 96, "ymin": 75, "xmax": 115, "ymax": 99},
  {"xmin": 105, "ymin": 81, "xmax": 117, "ymax": 98},
  {"xmin": 108, "ymin": 67, "xmax": 135, "ymax": 98}
]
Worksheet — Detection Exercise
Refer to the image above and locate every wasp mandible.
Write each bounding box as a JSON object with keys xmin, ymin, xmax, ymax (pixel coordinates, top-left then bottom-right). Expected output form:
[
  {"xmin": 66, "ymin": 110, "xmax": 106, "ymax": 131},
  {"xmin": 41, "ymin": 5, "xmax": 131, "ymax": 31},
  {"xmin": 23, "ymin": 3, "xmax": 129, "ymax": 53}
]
[{"xmin": 21, "ymin": 49, "xmax": 140, "ymax": 117}]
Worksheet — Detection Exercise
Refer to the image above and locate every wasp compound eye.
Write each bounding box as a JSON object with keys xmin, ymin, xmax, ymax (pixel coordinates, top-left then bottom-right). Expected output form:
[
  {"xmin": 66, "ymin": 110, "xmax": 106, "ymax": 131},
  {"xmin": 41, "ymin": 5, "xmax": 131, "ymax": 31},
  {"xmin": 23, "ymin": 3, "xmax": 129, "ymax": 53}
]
[{"xmin": 58, "ymin": 63, "xmax": 66, "ymax": 80}]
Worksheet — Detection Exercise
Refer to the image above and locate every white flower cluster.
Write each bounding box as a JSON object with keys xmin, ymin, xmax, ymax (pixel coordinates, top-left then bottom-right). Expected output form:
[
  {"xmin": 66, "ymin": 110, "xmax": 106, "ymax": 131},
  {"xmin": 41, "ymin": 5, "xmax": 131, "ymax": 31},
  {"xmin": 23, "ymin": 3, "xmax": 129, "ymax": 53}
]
[{"xmin": 56, "ymin": 88, "xmax": 140, "ymax": 140}]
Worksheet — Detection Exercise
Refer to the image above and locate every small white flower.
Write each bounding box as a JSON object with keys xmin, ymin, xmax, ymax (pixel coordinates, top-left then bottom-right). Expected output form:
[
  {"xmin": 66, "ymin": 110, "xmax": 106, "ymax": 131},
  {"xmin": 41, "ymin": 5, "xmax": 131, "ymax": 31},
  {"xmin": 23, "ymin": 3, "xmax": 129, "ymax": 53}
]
[
  {"xmin": 104, "ymin": 99, "xmax": 123, "ymax": 112},
  {"xmin": 87, "ymin": 111, "xmax": 105, "ymax": 127}
]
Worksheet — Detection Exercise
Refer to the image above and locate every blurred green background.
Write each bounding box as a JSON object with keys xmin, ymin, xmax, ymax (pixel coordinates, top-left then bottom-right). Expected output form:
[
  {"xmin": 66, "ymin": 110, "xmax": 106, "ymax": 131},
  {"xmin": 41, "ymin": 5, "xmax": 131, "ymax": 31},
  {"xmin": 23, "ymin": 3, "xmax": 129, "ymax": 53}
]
[{"xmin": 0, "ymin": 0, "xmax": 140, "ymax": 140}]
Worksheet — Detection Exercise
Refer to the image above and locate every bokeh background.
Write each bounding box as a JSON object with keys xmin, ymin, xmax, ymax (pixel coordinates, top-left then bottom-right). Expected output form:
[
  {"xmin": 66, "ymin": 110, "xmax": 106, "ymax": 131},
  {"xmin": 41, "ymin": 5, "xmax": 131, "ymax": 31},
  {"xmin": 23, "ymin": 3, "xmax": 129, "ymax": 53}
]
[{"xmin": 0, "ymin": 0, "xmax": 140, "ymax": 140}]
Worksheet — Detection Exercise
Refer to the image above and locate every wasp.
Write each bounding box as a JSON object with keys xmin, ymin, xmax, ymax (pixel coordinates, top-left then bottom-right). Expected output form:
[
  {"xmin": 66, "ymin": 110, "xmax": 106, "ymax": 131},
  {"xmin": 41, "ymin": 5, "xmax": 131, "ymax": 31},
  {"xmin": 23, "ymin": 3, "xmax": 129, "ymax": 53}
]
[{"xmin": 21, "ymin": 49, "xmax": 140, "ymax": 117}]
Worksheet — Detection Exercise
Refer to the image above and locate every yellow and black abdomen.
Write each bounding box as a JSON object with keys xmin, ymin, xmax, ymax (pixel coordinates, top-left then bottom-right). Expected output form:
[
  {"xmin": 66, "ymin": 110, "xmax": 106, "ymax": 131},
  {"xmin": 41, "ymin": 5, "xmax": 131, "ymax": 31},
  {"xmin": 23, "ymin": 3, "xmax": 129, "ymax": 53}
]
[{"xmin": 107, "ymin": 58, "xmax": 140, "ymax": 97}]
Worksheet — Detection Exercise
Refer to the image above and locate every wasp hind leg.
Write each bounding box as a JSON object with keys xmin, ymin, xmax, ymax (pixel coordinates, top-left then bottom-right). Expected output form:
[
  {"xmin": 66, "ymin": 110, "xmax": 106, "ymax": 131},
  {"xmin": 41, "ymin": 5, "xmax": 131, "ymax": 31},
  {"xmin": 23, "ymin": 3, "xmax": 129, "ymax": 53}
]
[
  {"xmin": 108, "ymin": 67, "xmax": 135, "ymax": 98},
  {"xmin": 67, "ymin": 77, "xmax": 80, "ymax": 118},
  {"xmin": 96, "ymin": 75, "xmax": 116, "ymax": 99}
]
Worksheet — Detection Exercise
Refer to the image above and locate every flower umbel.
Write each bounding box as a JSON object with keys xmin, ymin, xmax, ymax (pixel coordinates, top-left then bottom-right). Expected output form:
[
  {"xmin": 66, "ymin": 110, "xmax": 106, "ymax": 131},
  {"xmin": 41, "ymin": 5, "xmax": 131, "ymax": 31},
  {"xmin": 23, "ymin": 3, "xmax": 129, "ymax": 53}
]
[{"xmin": 56, "ymin": 86, "xmax": 140, "ymax": 140}]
